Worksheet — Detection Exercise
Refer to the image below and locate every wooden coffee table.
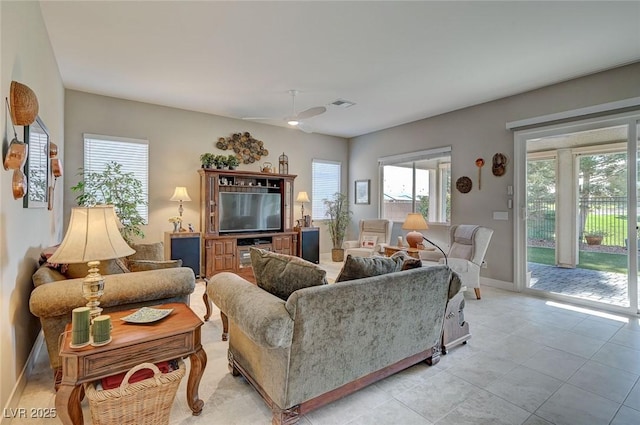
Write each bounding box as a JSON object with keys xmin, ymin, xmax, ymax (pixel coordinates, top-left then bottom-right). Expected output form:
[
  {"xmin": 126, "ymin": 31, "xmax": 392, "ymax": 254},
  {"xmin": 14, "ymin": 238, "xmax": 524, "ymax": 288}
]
[{"xmin": 56, "ymin": 302, "xmax": 207, "ymax": 425}]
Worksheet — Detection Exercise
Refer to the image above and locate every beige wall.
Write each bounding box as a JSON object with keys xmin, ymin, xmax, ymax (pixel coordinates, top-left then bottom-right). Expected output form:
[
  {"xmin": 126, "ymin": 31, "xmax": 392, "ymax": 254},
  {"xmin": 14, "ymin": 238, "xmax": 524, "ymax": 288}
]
[
  {"xmin": 349, "ymin": 62, "xmax": 640, "ymax": 286},
  {"xmin": 1, "ymin": 1, "xmax": 64, "ymax": 412},
  {"xmin": 64, "ymin": 90, "xmax": 348, "ymax": 253}
]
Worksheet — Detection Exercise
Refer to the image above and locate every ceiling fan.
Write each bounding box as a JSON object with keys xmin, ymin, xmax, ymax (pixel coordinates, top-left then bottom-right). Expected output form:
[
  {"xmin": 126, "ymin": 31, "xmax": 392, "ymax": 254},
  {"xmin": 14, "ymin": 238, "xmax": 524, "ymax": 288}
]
[{"xmin": 243, "ymin": 90, "xmax": 326, "ymax": 133}]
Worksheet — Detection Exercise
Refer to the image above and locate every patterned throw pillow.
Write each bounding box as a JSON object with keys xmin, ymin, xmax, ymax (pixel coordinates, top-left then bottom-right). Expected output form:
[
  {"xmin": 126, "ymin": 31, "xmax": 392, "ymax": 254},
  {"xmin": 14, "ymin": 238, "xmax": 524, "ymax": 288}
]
[
  {"xmin": 335, "ymin": 254, "xmax": 403, "ymax": 282},
  {"xmin": 361, "ymin": 235, "xmax": 378, "ymax": 248},
  {"xmin": 127, "ymin": 259, "xmax": 183, "ymax": 272},
  {"xmin": 250, "ymin": 247, "xmax": 328, "ymax": 300}
]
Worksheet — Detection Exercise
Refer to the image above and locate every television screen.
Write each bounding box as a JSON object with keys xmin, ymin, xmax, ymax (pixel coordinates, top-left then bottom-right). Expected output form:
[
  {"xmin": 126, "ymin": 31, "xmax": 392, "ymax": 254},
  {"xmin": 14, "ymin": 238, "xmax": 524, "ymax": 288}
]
[{"xmin": 219, "ymin": 192, "xmax": 282, "ymax": 233}]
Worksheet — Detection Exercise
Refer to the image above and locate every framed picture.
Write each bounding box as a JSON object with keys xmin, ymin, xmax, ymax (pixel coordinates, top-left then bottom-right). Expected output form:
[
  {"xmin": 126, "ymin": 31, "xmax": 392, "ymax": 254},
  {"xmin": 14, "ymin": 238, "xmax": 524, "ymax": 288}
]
[
  {"xmin": 355, "ymin": 179, "xmax": 370, "ymax": 205},
  {"xmin": 23, "ymin": 116, "xmax": 50, "ymax": 208}
]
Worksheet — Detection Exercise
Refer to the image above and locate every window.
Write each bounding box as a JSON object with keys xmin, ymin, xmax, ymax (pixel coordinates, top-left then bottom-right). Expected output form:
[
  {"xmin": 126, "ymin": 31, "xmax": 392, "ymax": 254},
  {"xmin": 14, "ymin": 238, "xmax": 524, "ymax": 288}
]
[
  {"xmin": 380, "ymin": 147, "xmax": 451, "ymax": 223},
  {"xmin": 311, "ymin": 159, "xmax": 341, "ymax": 219},
  {"xmin": 83, "ymin": 134, "xmax": 149, "ymax": 221}
]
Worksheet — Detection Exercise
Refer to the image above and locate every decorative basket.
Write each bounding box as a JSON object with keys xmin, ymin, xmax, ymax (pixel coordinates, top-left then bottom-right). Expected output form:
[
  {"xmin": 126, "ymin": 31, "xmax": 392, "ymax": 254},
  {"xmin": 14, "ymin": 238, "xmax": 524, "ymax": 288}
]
[
  {"xmin": 10, "ymin": 81, "xmax": 39, "ymax": 126},
  {"xmin": 85, "ymin": 360, "xmax": 185, "ymax": 425}
]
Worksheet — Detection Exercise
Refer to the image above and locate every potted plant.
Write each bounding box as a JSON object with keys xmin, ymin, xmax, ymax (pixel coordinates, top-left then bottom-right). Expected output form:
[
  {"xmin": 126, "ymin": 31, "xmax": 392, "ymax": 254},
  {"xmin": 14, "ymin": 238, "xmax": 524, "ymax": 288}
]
[
  {"xmin": 227, "ymin": 154, "xmax": 240, "ymax": 170},
  {"xmin": 584, "ymin": 229, "xmax": 607, "ymax": 245},
  {"xmin": 71, "ymin": 161, "xmax": 147, "ymax": 244},
  {"xmin": 214, "ymin": 155, "xmax": 228, "ymax": 169},
  {"xmin": 323, "ymin": 192, "xmax": 352, "ymax": 262},
  {"xmin": 200, "ymin": 153, "xmax": 215, "ymax": 169}
]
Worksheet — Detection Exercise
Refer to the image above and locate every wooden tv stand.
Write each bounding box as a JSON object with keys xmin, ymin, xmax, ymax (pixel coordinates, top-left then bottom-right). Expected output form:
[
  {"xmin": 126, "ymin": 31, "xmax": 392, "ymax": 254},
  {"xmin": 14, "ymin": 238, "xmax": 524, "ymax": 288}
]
[{"xmin": 198, "ymin": 169, "xmax": 298, "ymax": 278}]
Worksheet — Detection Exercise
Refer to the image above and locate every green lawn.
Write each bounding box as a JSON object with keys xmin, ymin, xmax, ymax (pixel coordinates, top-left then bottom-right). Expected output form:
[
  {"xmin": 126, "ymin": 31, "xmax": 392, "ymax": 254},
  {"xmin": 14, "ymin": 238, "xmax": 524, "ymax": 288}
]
[{"xmin": 528, "ymin": 246, "xmax": 628, "ymax": 274}]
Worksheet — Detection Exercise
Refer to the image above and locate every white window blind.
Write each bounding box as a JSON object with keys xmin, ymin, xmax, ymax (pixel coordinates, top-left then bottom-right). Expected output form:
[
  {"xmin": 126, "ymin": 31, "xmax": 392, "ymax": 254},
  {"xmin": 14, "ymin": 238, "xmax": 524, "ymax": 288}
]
[
  {"xmin": 312, "ymin": 159, "xmax": 341, "ymax": 219},
  {"xmin": 83, "ymin": 134, "xmax": 149, "ymax": 221}
]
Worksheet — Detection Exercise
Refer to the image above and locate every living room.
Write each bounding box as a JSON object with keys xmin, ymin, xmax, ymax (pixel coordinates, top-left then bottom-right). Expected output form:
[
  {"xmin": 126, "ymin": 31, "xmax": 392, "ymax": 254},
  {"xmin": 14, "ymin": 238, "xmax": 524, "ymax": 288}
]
[{"xmin": 2, "ymin": 1, "xmax": 640, "ymax": 424}]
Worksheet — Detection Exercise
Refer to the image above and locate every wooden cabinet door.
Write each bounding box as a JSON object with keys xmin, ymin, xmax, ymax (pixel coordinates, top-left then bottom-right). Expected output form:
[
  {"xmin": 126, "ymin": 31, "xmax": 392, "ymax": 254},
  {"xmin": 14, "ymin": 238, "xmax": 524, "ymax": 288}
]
[
  {"xmin": 205, "ymin": 239, "xmax": 236, "ymax": 275},
  {"xmin": 272, "ymin": 235, "xmax": 292, "ymax": 255}
]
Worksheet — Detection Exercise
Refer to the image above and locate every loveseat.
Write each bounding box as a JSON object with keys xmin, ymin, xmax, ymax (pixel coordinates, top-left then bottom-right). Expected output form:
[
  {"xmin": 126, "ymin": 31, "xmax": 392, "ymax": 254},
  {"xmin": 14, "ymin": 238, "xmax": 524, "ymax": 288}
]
[
  {"xmin": 209, "ymin": 255, "xmax": 460, "ymax": 425},
  {"xmin": 29, "ymin": 243, "xmax": 196, "ymax": 387}
]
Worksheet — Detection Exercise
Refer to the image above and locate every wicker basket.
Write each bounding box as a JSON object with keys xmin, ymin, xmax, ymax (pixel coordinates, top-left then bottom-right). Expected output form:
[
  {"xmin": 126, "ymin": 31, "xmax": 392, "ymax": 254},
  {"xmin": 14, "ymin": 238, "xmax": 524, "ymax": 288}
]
[{"xmin": 85, "ymin": 360, "xmax": 185, "ymax": 425}]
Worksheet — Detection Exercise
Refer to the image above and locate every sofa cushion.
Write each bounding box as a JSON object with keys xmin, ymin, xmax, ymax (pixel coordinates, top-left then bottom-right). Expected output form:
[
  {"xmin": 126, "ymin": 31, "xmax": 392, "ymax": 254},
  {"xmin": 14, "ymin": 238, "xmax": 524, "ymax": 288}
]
[
  {"xmin": 127, "ymin": 242, "xmax": 164, "ymax": 261},
  {"xmin": 63, "ymin": 258, "xmax": 129, "ymax": 278},
  {"xmin": 250, "ymin": 248, "xmax": 327, "ymax": 300},
  {"xmin": 127, "ymin": 259, "xmax": 182, "ymax": 272},
  {"xmin": 390, "ymin": 250, "xmax": 423, "ymax": 270},
  {"xmin": 335, "ymin": 254, "xmax": 403, "ymax": 282}
]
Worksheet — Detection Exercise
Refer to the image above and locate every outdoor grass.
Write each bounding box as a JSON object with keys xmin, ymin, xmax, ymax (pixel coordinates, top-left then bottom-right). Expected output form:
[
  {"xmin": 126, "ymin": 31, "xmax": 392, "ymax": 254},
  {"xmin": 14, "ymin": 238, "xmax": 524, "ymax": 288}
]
[{"xmin": 527, "ymin": 246, "xmax": 628, "ymax": 274}]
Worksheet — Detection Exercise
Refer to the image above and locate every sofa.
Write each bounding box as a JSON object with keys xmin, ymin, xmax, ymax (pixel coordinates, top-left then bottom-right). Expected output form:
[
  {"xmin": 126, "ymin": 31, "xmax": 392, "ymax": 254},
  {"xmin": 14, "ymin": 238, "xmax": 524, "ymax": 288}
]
[
  {"xmin": 29, "ymin": 243, "xmax": 196, "ymax": 387},
  {"xmin": 209, "ymin": 257, "xmax": 460, "ymax": 425}
]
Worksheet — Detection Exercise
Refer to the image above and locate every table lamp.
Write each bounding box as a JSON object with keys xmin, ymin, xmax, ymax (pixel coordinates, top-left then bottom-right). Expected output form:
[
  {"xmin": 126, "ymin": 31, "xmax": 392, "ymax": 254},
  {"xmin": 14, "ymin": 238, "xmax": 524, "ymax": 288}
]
[
  {"xmin": 402, "ymin": 213, "xmax": 429, "ymax": 248},
  {"xmin": 170, "ymin": 186, "xmax": 191, "ymax": 231},
  {"xmin": 48, "ymin": 206, "xmax": 135, "ymax": 320},
  {"xmin": 296, "ymin": 191, "xmax": 310, "ymax": 220}
]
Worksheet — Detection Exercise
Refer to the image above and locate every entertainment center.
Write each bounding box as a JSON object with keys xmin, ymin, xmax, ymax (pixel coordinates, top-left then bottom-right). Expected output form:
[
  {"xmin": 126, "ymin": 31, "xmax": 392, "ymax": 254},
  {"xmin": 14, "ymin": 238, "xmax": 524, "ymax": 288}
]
[{"xmin": 198, "ymin": 169, "xmax": 298, "ymax": 279}]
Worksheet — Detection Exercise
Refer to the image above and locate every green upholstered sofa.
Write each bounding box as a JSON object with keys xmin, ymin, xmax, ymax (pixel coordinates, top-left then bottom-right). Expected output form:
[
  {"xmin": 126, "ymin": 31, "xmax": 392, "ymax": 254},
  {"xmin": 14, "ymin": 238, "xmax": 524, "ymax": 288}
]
[
  {"xmin": 29, "ymin": 244, "xmax": 196, "ymax": 387},
  {"xmin": 209, "ymin": 265, "xmax": 460, "ymax": 425}
]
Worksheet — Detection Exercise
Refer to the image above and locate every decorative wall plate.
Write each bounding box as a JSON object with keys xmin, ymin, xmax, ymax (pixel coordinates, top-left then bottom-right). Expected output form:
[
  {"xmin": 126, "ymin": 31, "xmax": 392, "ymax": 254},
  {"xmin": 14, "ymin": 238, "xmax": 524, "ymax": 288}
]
[
  {"xmin": 216, "ymin": 132, "xmax": 268, "ymax": 164},
  {"xmin": 492, "ymin": 153, "xmax": 508, "ymax": 176},
  {"xmin": 456, "ymin": 176, "xmax": 472, "ymax": 193}
]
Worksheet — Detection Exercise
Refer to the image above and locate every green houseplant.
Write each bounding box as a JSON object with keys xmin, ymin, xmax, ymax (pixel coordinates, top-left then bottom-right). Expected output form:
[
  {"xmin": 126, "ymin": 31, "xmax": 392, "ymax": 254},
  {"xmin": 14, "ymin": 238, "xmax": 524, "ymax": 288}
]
[
  {"xmin": 323, "ymin": 192, "xmax": 352, "ymax": 261},
  {"xmin": 71, "ymin": 161, "xmax": 147, "ymax": 243},
  {"xmin": 200, "ymin": 153, "xmax": 215, "ymax": 168},
  {"xmin": 227, "ymin": 154, "xmax": 240, "ymax": 170},
  {"xmin": 214, "ymin": 155, "xmax": 228, "ymax": 169}
]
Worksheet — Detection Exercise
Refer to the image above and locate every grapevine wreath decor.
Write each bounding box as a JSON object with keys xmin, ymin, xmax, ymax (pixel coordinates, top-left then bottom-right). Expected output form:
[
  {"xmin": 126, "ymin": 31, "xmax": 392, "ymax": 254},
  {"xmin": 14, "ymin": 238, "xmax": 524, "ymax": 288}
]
[{"xmin": 216, "ymin": 132, "xmax": 269, "ymax": 164}]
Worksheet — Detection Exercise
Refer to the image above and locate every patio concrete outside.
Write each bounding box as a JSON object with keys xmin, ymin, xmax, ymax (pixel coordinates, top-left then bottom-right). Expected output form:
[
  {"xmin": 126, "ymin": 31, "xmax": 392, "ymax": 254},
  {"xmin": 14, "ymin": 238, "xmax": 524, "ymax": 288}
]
[{"xmin": 528, "ymin": 262, "xmax": 630, "ymax": 307}]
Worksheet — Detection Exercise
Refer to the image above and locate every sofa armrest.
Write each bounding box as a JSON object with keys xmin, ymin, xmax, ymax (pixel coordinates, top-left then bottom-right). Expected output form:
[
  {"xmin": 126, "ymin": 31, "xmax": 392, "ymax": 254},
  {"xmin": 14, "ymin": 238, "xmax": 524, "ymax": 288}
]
[
  {"xmin": 208, "ymin": 272, "xmax": 294, "ymax": 349},
  {"xmin": 30, "ymin": 267, "xmax": 195, "ymax": 319}
]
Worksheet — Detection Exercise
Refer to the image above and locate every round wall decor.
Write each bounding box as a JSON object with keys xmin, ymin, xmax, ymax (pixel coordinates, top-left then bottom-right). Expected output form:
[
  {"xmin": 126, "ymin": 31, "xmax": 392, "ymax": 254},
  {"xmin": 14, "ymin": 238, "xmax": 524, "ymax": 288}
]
[
  {"xmin": 216, "ymin": 132, "xmax": 269, "ymax": 164},
  {"xmin": 456, "ymin": 176, "xmax": 472, "ymax": 193}
]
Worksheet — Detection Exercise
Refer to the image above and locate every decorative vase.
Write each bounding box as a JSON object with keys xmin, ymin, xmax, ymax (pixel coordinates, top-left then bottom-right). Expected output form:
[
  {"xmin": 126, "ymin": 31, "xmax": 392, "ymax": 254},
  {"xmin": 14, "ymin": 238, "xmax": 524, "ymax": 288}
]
[{"xmin": 173, "ymin": 222, "xmax": 179, "ymax": 233}]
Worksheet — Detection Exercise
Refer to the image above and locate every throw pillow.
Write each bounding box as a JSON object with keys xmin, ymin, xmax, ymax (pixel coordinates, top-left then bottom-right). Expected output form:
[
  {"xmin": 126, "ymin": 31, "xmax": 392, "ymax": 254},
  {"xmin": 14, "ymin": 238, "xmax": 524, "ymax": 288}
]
[
  {"xmin": 390, "ymin": 250, "xmax": 423, "ymax": 270},
  {"xmin": 127, "ymin": 242, "xmax": 164, "ymax": 261},
  {"xmin": 127, "ymin": 259, "xmax": 183, "ymax": 272},
  {"xmin": 335, "ymin": 254, "xmax": 403, "ymax": 282},
  {"xmin": 63, "ymin": 258, "xmax": 129, "ymax": 279},
  {"xmin": 361, "ymin": 235, "xmax": 378, "ymax": 248},
  {"xmin": 250, "ymin": 247, "xmax": 327, "ymax": 300}
]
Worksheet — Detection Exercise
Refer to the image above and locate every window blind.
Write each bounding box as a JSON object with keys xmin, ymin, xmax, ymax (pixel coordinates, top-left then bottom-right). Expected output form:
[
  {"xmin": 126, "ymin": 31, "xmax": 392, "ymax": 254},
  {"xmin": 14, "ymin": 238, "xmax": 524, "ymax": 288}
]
[
  {"xmin": 312, "ymin": 159, "xmax": 341, "ymax": 219},
  {"xmin": 83, "ymin": 134, "xmax": 149, "ymax": 221}
]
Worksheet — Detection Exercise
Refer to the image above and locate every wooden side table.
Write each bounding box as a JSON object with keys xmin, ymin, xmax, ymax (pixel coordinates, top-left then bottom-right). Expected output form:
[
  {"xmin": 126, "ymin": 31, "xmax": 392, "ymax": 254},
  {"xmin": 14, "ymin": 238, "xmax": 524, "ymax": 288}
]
[
  {"xmin": 56, "ymin": 303, "xmax": 207, "ymax": 425},
  {"xmin": 383, "ymin": 245, "xmax": 424, "ymax": 259}
]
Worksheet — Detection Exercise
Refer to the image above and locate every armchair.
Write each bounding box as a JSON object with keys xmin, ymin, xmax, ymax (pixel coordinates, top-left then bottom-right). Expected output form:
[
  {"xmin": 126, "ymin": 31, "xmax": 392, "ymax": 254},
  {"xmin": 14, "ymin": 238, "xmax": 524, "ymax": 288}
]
[
  {"xmin": 421, "ymin": 225, "xmax": 493, "ymax": 299},
  {"xmin": 342, "ymin": 219, "xmax": 392, "ymax": 258}
]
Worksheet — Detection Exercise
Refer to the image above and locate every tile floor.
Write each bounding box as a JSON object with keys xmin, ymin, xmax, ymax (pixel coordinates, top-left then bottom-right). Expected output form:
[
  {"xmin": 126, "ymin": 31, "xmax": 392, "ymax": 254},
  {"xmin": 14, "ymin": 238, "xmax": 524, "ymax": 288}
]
[{"xmin": 10, "ymin": 258, "xmax": 640, "ymax": 425}]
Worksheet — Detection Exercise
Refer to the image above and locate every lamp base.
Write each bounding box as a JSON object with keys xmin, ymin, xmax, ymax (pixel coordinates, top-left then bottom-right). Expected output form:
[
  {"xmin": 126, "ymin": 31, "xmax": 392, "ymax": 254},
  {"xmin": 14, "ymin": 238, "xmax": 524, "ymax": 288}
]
[
  {"xmin": 406, "ymin": 231, "xmax": 423, "ymax": 249},
  {"xmin": 83, "ymin": 261, "xmax": 105, "ymax": 321}
]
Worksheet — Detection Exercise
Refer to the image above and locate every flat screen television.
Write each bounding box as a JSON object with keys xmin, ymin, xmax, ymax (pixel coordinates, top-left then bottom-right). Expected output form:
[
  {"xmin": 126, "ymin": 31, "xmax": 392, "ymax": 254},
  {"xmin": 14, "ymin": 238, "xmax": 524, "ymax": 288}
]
[{"xmin": 219, "ymin": 192, "xmax": 282, "ymax": 233}]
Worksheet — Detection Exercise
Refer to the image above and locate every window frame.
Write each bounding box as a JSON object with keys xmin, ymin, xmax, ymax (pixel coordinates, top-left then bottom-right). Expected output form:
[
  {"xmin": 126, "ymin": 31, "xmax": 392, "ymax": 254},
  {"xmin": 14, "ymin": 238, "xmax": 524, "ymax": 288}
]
[{"xmin": 311, "ymin": 159, "xmax": 342, "ymax": 220}]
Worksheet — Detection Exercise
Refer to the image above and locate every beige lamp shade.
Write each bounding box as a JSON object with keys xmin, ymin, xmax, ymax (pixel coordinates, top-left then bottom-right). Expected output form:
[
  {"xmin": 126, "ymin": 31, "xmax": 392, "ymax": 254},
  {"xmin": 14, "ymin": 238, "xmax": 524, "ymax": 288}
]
[
  {"xmin": 170, "ymin": 186, "xmax": 192, "ymax": 202},
  {"xmin": 49, "ymin": 206, "xmax": 135, "ymax": 264},
  {"xmin": 402, "ymin": 213, "xmax": 429, "ymax": 248},
  {"xmin": 296, "ymin": 191, "xmax": 310, "ymax": 203}
]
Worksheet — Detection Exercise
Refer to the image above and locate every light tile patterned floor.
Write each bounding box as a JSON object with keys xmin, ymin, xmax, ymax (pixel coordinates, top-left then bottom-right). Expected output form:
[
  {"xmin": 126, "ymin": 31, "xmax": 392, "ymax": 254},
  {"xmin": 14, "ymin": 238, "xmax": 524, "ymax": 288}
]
[{"xmin": 11, "ymin": 257, "xmax": 640, "ymax": 425}]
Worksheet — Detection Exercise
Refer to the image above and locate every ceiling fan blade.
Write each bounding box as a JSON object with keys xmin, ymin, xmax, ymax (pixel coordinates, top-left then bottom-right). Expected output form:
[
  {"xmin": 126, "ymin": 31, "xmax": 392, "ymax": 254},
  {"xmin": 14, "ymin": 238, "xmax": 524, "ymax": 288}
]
[
  {"xmin": 296, "ymin": 106, "xmax": 326, "ymax": 120},
  {"xmin": 297, "ymin": 122, "xmax": 314, "ymax": 133},
  {"xmin": 242, "ymin": 116, "xmax": 276, "ymax": 121}
]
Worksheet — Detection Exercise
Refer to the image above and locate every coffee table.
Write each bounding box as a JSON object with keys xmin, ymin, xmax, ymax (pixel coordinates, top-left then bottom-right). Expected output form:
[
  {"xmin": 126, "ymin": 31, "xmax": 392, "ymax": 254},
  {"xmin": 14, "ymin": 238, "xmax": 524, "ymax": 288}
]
[{"xmin": 56, "ymin": 302, "xmax": 206, "ymax": 425}]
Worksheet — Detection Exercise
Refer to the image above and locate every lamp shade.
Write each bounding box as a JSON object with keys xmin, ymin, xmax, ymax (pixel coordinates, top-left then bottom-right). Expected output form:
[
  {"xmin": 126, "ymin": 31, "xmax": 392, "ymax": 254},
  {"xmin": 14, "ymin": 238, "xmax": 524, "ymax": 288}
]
[
  {"xmin": 170, "ymin": 186, "xmax": 191, "ymax": 202},
  {"xmin": 296, "ymin": 191, "xmax": 310, "ymax": 203},
  {"xmin": 402, "ymin": 213, "xmax": 429, "ymax": 248},
  {"xmin": 48, "ymin": 206, "xmax": 135, "ymax": 264}
]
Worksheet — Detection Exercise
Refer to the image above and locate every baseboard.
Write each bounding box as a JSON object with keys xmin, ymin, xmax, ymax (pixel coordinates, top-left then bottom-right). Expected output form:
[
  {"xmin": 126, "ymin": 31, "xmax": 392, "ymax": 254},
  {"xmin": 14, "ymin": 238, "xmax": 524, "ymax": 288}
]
[
  {"xmin": 480, "ymin": 277, "xmax": 515, "ymax": 291},
  {"xmin": 1, "ymin": 331, "xmax": 44, "ymax": 425}
]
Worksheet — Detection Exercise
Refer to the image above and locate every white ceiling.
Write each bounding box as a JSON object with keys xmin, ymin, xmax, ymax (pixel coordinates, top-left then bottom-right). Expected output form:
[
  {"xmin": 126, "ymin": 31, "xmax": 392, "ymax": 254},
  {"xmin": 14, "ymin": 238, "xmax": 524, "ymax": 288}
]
[{"xmin": 39, "ymin": 1, "xmax": 640, "ymax": 138}]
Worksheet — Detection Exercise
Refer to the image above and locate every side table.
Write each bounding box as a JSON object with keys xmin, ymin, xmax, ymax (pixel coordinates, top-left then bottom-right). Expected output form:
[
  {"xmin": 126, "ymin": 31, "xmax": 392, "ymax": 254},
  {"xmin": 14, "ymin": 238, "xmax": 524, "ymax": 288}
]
[
  {"xmin": 56, "ymin": 303, "xmax": 207, "ymax": 425},
  {"xmin": 383, "ymin": 245, "xmax": 427, "ymax": 259}
]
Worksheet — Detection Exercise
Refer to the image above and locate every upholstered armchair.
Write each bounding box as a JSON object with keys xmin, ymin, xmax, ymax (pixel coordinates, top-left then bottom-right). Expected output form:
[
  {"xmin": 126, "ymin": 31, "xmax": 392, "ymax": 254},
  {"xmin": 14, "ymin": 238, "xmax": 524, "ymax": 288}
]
[
  {"xmin": 421, "ymin": 225, "xmax": 493, "ymax": 299},
  {"xmin": 342, "ymin": 219, "xmax": 392, "ymax": 258}
]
